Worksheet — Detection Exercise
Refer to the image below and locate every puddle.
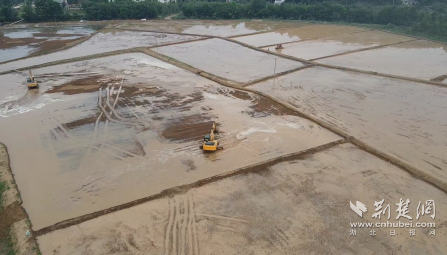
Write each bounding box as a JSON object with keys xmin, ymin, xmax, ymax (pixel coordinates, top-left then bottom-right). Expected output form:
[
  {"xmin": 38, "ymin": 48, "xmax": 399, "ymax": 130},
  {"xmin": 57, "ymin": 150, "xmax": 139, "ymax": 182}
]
[
  {"xmin": 318, "ymin": 40, "xmax": 447, "ymax": 80},
  {"xmin": 0, "ymin": 30, "xmax": 202, "ymax": 73},
  {"xmin": 0, "ymin": 46, "xmax": 37, "ymax": 62},
  {"xmin": 249, "ymin": 66, "xmax": 447, "ymax": 190},
  {"xmin": 0, "ymin": 53, "xmax": 339, "ymax": 230},
  {"xmin": 1, "ymin": 26, "xmax": 99, "ymax": 62},
  {"xmin": 156, "ymin": 38, "xmax": 304, "ymax": 83},
  {"xmin": 232, "ymin": 29, "xmax": 303, "ymax": 47},
  {"xmin": 263, "ymin": 30, "xmax": 412, "ymax": 60}
]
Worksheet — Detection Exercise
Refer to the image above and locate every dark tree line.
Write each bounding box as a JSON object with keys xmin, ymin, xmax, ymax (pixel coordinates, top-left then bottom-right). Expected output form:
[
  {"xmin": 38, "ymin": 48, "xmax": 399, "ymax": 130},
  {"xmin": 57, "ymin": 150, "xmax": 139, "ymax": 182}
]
[
  {"xmin": 81, "ymin": 0, "xmax": 179, "ymax": 20},
  {"xmin": 0, "ymin": 0, "xmax": 19, "ymax": 22},
  {"xmin": 19, "ymin": 0, "xmax": 178, "ymax": 22}
]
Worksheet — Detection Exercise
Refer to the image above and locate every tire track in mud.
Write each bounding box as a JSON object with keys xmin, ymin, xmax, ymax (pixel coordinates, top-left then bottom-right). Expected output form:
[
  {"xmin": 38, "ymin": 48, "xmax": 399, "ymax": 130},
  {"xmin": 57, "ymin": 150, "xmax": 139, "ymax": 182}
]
[{"xmin": 164, "ymin": 195, "xmax": 199, "ymax": 255}]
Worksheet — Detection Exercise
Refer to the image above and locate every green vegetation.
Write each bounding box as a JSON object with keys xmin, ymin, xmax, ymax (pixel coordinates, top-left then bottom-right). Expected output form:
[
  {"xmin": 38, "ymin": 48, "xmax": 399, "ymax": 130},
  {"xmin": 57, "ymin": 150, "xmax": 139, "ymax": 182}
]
[
  {"xmin": 0, "ymin": 181, "xmax": 15, "ymax": 255},
  {"xmin": 82, "ymin": 0, "xmax": 179, "ymax": 20},
  {"xmin": 0, "ymin": 181, "xmax": 7, "ymax": 208},
  {"xmin": 181, "ymin": 0, "xmax": 447, "ymax": 41},
  {"xmin": 18, "ymin": 0, "xmax": 180, "ymax": 22},
  {"xmin": 0, "ymin": 234, "xmax": 15, "ymax": 255},
  {"xmin": 0, "ymin": 0, "xmax": 19, "ymax": 23}
]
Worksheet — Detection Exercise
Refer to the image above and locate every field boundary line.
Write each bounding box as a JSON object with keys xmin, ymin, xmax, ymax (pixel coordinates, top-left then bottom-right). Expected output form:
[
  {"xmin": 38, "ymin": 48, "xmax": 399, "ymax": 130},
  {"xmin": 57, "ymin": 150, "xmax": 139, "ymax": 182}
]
[
  {"xmin": 137, "ymin": 48, "xmax": 447, "ymax": 195},
  {"xmin": 110, "ymin": 27, "xmax": 216, "ymax": 38},
  {"xmin": 223, "ymin": 37, "xmax": 447, "ymax": 88},
  {"xmin": 0, "ymin": 143, "xmax": 40, "ymax": 255},
  {"xmin": 0, "ymin": 27, "xmax": 106, "ymax": 65},
  {"xmin": 242, "ymin": 64, "xmax": 315, "ymax": 87},
  {"xmin": 226, "ymin": 24, "xmax": 313, "ymax": 39},
  {"xmin": 33, "ymin": 139, "xmax": 345, "ymax": 236},
  {"xmin": 257, "ymin": 28, "xmax": 372, "ymax": 48},
  {"xmin": 309, "ymin": 38, "xmax": 417, "ymax": 61}
]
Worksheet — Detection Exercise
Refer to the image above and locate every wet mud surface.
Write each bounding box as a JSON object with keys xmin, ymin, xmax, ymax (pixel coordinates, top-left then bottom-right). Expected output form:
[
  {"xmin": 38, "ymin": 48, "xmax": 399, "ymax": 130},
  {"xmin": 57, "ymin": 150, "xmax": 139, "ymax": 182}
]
[
  {"xmin": 156, "ymin": 38, "xmax": 304, "ymax": 83},
  {"xmin": 0, "ymin": 53, "xmax": 339, "ymax": 230},
  {"xmin": 37, "ymin": 143, "xmax": 447, "ymax": 255},
  {"xmin": 249, "ymin": 66, "xmax": 447, "ymax": 190},
  {"xmin": 0, "ymin": 29, "xmax": 202, "ymax": 73},
  {"xmin": 263, "ymin": 30, "xmax": 413, "ymax": 60},
  {"xmin": 0, "ymin": 202, "xmax": 27, "ymax": 239},
  {"xmin": 252, "ymin": 24, "xmax": 366, "ymax": 45},
  {"xmin": 318, "ymin": 39, "xmax": 447, "ymax": 80},
  {"xmin": 115, "ymin": 20, "xmax": 297, "ymax": 37},
  {"xmin": 0, "ymin": 25, "xmax": 100, "ymax": 62},
  {"xmin": 230, "ymin": 25, "xmax": 312, "ymax": 47}
]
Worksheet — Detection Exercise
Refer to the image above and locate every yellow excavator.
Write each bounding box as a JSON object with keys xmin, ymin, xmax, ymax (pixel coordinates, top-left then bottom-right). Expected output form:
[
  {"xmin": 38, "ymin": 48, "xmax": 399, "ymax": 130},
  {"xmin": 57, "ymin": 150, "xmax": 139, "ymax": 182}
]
[
  {"xmin": 200, "ymin": 123, "xmax": 223, "ymax": 152},
  {"xmin": 27, "ymin": 70, "xmax": 38, "ymax": 89}
]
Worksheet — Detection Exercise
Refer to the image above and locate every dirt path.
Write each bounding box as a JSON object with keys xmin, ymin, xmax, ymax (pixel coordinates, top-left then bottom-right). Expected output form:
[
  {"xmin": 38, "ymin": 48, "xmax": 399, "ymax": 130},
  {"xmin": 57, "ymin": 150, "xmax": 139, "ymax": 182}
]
[{"xmin": 165, "ymin": 13, "xmax": 179, "ymax": 20}]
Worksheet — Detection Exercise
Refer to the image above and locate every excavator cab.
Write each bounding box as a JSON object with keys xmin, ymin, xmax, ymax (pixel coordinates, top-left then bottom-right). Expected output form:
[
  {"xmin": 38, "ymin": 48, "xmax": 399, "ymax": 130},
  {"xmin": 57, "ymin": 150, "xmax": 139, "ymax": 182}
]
[
  {"xmin": 27, "ymin": 70, "xmax": 38, "ymax": 89},
  {"xmin": 200, "ymin": 123, "xmax": 223, "ymax": 152}
]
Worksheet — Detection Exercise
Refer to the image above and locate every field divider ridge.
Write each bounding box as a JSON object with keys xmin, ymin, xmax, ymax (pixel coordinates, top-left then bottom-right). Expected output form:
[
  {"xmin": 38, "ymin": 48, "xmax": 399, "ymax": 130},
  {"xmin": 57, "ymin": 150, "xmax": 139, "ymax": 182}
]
[{"xmin": 34, "ymin": 139, "xmax": 345, "ymax": 236}]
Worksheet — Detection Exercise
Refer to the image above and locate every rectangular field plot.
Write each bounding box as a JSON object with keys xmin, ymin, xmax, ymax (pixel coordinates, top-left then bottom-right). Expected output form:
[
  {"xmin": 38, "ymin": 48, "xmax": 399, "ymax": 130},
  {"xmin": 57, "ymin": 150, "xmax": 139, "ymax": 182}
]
[
  {"xmin": 37, "ymin": 143, "xmax": 447, "ymax": 255},
  {"xmin": 0, "ymin": 53, "xmax": 339, "ymax": 230},
  {"xmin": 0, "ymin": 29, "xmax": 202, "ymax": 73},
  {"xmin": 318, "ymin": 40, "xmax": 447, "ymax": 80},
  {"xmin": 249, "ymin": 66, "xmax": 447, "ymax": 190},
  {"xmin": 156, "ymin": 38, "xmax": 304, "ymax": 83},
  {"xmin": 1, "ymin": 25, "xmax": 100, "ymax": 63},
  {"xmin": 231, "ymin": 25, "xmax": 311, "ymax": 47},
  {"xmin": 262, "ymin": 30, "xmax": 413, "ymax": 60},
  {"xmin": 114, "ymin": 20, "xmax": 297, "ymax": 37}
]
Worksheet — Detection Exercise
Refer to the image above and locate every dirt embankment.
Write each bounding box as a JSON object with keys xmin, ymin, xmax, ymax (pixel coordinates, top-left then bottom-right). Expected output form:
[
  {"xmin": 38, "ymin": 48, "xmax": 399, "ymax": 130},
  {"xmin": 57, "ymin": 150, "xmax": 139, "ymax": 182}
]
[{"xmin": 0, "ymin": 143, "xmax": 40, "ymax": 255}]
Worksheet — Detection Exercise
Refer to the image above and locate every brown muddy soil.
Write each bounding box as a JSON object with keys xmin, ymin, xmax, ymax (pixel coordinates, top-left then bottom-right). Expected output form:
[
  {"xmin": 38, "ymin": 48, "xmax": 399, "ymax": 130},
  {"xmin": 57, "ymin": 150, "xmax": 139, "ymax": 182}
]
[
  {"xmin": 37, "ymin": 143, "xmax": 447, "ymax": 255},
  {"xmin": 0, "ymin": 53, "xmax": 340, "ymax": 230},
  {"xmin": 227, "ymin": 89, "xmax": 298, "ymax": 118},
  {"xmin": 0, "ymin": 202, "xmax": 26, "ymax": 239},
  {"xmin": 318, "ymin": 39, "xmax": 447, "ymax": 80},
  {"xmin": 1, "ymin": 26, "xmax": 100, "ymax": 62},
  {"xmin": 46, "ymin": 75, "xmax": 104, "ymax": 95},
  {"xmin": 156, "ymin": 38, "xmax": 304, "ymax": 83},
  {"xmin": 162, "ymin": 114, "xmax": 213, "ymax": 142}
]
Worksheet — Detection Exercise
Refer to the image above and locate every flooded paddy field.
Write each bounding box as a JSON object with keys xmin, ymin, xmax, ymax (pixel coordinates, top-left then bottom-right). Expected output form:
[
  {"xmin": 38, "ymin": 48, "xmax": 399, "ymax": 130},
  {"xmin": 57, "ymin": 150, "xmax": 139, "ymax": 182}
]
[
  {"xmin": 263, "ymin": 30, "xmax": 413, "ymax": 60},
  {"xmin": 249, "ymin": 66, "xmax": 447, "ymax": 189},
  {"xmin": 0, "ymin": 53, "xmax": 340, "ymax": 230},
  {"xmin": 156, "ymin": 38, "xmax": 304, "ymax": 83},
  {"xmin": 0, "ymin": 29, "xmax": 202, "ymax": 73},
  {"xmin": 37, "ymin": 143, "xmax": 447, "ymax": 255},
  {"xmin": 233, "ymin": 24, "xmax": 367, "ymax": 48},
  {"xmin": 115, "ymin": 20, "xmax": 297, "ymax": 37},
  {"xmin": 0, "ymin": 25, "xmax": 101, "ymax": 63},
  {"xmin": 318, "ymin": 40, "xmax": 447, "ymax": 80}
]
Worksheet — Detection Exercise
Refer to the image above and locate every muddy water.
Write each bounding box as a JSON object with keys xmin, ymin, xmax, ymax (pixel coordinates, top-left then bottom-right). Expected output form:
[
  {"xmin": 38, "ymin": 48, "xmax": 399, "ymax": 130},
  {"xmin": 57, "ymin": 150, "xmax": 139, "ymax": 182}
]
[
  {"xmin": 250, "ymin": 66, "xmax": 447, "ymax": 189},
  {"xmin": 318, "ymin": 40, "xmax": 447, "ymax": 80},
  {"xmin": 115, "ymin": 20, "xmax": 297, "ymax": 37},
  {"xmin": 0, "ymin": 29, "xmax": 202, "ymax": 73},
  {"xmin": 233, "ymin": 24, "xmax": 367, "ymax": 48},
  {"xmin": 0, "ymin": 53, "xmax": 339, "ymax": 230},
  {"xmin": 37, "ymin": 143, "xmax": 447, "ymax": 255},
  {"xmin": 228, "ymin": 24, "xmax": 314, "ymax": 47},
  {"xmin": 156, "ymin": 38, "xmax": 304, "ymax": 83},
  {"xmin": 263, "ymin": 30, "xmax": 413, "ymax": 60},
  {"xmin": 0, "ymin": 26, "xmax": 99, "ymax": 63}
]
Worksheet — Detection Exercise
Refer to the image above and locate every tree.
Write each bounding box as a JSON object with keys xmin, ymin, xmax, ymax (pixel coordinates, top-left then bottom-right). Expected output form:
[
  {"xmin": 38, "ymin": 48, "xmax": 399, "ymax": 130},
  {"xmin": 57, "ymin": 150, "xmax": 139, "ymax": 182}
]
[
  {"xmin": 34, "ymin": 0, "xmax": 64, "ymax": 21},
  {"xmin": 22, "ymin": 0, "xmax": 37, "ymax": 21}
]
